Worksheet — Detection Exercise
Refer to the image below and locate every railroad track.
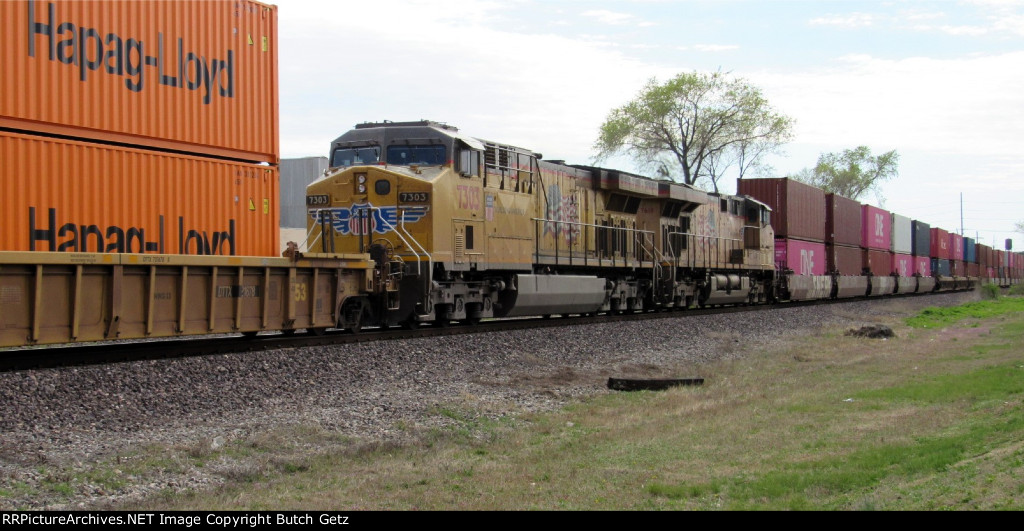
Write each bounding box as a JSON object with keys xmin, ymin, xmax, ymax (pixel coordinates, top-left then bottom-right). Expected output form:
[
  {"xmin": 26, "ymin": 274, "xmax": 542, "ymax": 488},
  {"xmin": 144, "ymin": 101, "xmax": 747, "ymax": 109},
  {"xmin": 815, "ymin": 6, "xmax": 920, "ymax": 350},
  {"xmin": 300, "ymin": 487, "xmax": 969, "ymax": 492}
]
[{"xmin": 0, "ymin": 290, "xmax": 966, "ymax": 373}]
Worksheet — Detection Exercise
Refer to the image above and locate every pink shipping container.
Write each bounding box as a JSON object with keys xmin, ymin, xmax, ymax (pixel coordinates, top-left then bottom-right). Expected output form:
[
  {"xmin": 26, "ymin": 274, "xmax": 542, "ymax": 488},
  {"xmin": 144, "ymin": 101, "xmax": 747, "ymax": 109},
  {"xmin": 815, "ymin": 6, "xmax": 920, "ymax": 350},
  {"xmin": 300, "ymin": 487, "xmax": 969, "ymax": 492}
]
[
  {"xmin": 1, "ymin": 0, "xmax": 280, "ymax": 163},
  {"xmin": 930, "ymin": 227, "xmax": 951, "ymax": 259},
  {"xmin": 737, "ymin": 178, "xmax": 825, "ymax": 241},
  {"xmin": 861, "ymin": 205, "xmax": 891, "ymax": 251},
  {"xmin": 986, "ymin": 267, "xmax": 995, "ymax": 279},
  {"xmin": 774, "ymin": 238, "xmax": 826, "ymax": 275},
  {"xmin": 0, "ymin": 130, "xmax": 279, "ymax": 256},
  {"xmin": 825, "ymin": 193, "xmax": 861, "ymax": 247},
  {"xmin": 826, "ymin": 243, "xmax": 861, "ymax": 276},
  {"xmin": 913, "ymin": 256, "xmax": 931, "ymax": 276},
  {"xmin": 862, "ymin": 248, "xmax": 893, "ymax": 276},
  {"xmin": 891, "ymin": 253, "xmax": 914, "ymax": 277},
  {"xmin": 949, "ymin": 233, "xmax": 964, "ymax": 261}
]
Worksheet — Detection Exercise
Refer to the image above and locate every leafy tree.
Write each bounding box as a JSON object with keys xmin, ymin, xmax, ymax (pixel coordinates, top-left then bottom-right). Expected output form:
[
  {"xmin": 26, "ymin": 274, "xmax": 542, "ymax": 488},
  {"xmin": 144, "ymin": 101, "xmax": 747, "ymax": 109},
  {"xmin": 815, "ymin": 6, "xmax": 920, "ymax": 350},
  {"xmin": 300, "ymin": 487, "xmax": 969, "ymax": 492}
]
[
  {"xmin": 793, "ymin": 146, "xmax": 899, "ymax": 201},
  {"xmin": 593, "ymin": 71, "xmax": 793, "ymax": 193},
  {"xmin": 1015, "ymin": 221, "xmax": 1024, "ymax": 234}
]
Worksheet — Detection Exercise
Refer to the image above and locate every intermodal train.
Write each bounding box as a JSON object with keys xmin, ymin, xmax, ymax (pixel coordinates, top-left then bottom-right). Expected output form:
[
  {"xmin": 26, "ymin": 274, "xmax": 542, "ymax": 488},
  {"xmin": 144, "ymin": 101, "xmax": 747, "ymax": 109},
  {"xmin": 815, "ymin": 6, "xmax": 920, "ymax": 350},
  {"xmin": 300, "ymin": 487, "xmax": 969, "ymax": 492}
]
[{"xmin": 1, "ymin": 120, "xmax": 1020, "ymax": 349}]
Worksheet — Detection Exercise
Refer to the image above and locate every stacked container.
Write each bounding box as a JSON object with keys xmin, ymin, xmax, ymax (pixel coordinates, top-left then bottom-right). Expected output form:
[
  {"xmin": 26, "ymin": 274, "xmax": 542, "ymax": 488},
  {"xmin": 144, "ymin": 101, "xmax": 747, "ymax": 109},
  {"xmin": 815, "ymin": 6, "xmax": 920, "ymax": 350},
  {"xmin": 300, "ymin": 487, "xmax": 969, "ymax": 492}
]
[
  {"xmin": 978, "ymin": 243, "xmax": 992, "ymax": 280},
  {"xmin": 911, "ymin": 220, "xmax": 931, "ymax": 277},
  {"xmin": 949, "ymin": 233, "xmax": 964, "ymax": 277},
  {"xmin": 1, "ymin": 0, "xmax": 280, "ymax": 256},
  {"xmin": 737, "ymin": 178, "xmax": 826, "ymax": 276},
  {"xmin": 964, "ymin": 237, "xmax": 978, "ymax": 278},
  {"xmin": 824, "ymin": 193, "xmax": 862, "ymax": 276},
  {"xmin": 930, "ymin": 227, "xmax": 951, "ymax": 278},
  {"xmin": 861, "ymin": 205, "xmax": 892, "ymax": 276},
  {"xmin": 890, "ymin": 213, "xmax": 913, "ymax": 277}
]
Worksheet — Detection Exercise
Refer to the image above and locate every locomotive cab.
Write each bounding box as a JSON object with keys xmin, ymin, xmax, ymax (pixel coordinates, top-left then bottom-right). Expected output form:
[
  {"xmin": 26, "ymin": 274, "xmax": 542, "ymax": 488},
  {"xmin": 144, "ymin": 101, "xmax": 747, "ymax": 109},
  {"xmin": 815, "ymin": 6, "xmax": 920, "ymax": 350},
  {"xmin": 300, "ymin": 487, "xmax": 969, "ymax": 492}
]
[{"xmin": 305, "ymin": 121, "xmax": 501, "ymax": 328}]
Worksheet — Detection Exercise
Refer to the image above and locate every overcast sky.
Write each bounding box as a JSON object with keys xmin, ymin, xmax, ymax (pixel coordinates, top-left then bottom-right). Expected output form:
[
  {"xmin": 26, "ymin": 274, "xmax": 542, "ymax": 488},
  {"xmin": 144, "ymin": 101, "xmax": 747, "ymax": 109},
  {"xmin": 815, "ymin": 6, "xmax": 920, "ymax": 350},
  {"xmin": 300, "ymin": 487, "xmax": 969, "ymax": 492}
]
[{"xmin": 274, "ymin": 0, "xmax": 1024, "ymax": 251}]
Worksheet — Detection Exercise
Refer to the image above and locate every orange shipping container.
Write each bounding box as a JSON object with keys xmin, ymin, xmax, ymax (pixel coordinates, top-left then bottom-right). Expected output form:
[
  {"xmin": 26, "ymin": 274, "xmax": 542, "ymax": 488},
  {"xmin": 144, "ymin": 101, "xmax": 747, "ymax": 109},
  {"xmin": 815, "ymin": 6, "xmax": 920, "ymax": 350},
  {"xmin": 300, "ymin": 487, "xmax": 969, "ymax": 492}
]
[
  {"xmin": 1, "ymin": 0, "xmax": 279, "ymax": 163},
  {"xmin": 0, "ymin": 130, "xmax": 279, "ymax": 256}
]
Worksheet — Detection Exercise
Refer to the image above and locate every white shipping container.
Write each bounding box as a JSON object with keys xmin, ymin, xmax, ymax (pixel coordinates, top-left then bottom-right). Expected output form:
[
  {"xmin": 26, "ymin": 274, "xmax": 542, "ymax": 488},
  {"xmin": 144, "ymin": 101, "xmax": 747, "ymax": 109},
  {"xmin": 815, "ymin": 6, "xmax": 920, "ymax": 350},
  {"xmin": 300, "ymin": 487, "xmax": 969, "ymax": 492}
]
[{"xmin": 891, "ymin": 213, "xmax": 912, "ymax": 254}]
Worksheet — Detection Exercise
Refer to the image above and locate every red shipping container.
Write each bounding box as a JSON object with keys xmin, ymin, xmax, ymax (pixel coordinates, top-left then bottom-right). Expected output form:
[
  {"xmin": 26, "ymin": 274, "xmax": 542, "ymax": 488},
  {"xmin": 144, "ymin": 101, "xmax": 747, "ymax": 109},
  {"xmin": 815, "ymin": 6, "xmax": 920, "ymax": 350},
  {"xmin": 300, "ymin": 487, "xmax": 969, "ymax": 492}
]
[
  {"xmin": 949, "ymin": 233, "xmax": 964, "ymax": 260},
  {"xmin": 737, "ymin": 178, "xmax": 825, "ymax": 241},
  {"xmin": 863, "ymin": 248, "xmax": 893, "ymax": 276},
  {"xmin": 891, "ymin": 253, "xmax": 914, "ymax": 277},
  {"xmin": 968, "ymin": 263, "xmax": 979, "ymax": 277},
  {"xmin": 825, "ymin": 193, "xmax": 861, "ymax": 247},
  {"xmin": 0, "ymin": 130, "xmax": 279, "ymax": 256},
  {"xmin": 913, "ymin": 256, "xmax": 931, "ymax": 276},
  {"xmin": 861, "ymin": 205, "xmax": 891, "ymax": 250},
  {"xmin": 826, "ymin": 243, "xmax": 861, "ymax": 275},
  {"xmin": 1, "ymin": 0, "xmax": 279, "ymax": 163},
  {"xmin": 930, "ymin": 227, "xmax": 950, "ymax": 259},
  {"xmin": 951, "ymin": 260, "xmax": 965, "ymax": 276},
  {"xmin": 977, "ymin": 244, "xmax": 991, "ymax": 267},
  {"xmin": 774, "ymin": 238, "xmax": 826, "ymax": 275}
]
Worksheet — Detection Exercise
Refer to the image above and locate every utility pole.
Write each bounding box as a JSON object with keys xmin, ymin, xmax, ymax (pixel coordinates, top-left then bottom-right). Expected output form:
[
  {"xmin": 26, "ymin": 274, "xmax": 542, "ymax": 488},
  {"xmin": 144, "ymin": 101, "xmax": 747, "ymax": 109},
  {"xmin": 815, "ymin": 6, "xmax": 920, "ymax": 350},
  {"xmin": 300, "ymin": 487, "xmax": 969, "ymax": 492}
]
[{"xmin": 960, "ymin": 192, "xmax": 964, "ymax": 236}]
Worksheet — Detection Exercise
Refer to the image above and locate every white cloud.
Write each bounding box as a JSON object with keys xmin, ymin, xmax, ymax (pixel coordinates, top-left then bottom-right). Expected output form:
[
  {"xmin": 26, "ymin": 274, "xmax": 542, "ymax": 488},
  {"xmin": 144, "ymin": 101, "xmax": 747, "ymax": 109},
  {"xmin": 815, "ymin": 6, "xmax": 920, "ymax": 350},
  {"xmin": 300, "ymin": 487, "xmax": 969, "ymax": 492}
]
[
  {"xmin": 991, "ymin": 13, "xmax": 1024, "ymax": 35},
  {"xmin": 581, "ymin": 9, "xmax": 635, "ymax": 25},
  {"xmin": 752, "ymin": 51, "xmax": 1024, "ymax": 157},
  {"xmin": 581, "ymin": 9, "xmax": 656, "ymax": 27},
  {"xmin": 271, "ymin": 0, "xmax": 1024, "ymax": 245},
  {"xmin": 692, "ymin": 44, "xmax": 740, "ymax": 52},
  {"xmin": 808, "ymin": 13, "xmax": 877, "ymax": 28},
  {"xmin": 275, "ymin": 0, "xmax": 674, "ymax": 162}
]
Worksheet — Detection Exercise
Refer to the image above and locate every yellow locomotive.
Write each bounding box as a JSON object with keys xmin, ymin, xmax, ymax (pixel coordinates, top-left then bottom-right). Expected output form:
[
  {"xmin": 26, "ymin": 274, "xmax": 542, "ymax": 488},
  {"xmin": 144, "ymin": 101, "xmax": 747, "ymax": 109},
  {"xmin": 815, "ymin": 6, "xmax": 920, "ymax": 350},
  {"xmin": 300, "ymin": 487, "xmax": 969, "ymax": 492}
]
[{"xmin": 302, "ymin": 120, "xmax": 776, "ymax": 330}]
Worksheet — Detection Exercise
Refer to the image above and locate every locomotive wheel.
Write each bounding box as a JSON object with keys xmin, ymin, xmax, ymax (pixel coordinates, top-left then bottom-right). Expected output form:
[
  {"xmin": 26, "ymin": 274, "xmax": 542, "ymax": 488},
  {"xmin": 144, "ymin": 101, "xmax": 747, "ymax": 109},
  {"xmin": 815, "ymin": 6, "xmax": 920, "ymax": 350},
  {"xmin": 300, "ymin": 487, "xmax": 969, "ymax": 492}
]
[
  {"xmin": 434, "ymin": 304, "xmax": 450, "ymax": 327},
  {"xmin": 402, "ymin": 318, "xmax": 420, "ymax": 330},
  {"xmin": 348, "ymin": 315, "xmax": 362, "ymax": 334},
  {"xmin": 340, "ymin": 300, "xmax": 364, "ymax": 334}
]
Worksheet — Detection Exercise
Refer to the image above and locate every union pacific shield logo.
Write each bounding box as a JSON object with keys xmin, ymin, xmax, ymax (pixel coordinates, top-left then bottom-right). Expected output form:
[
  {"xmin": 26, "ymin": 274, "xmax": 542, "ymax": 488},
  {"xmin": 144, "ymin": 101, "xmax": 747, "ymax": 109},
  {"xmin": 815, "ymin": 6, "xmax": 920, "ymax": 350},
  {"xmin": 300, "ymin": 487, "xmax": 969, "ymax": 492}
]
[{"xmin": 308, "ymin": 204, "xmax": 428, "ymax": 235}]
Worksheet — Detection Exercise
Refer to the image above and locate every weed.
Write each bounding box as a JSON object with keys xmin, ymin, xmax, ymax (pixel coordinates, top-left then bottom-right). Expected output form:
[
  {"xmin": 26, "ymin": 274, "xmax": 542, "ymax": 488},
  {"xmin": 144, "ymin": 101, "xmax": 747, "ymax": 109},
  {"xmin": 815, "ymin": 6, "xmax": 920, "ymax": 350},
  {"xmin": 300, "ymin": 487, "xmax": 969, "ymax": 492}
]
[{"xmin": 980, "ymin": 283, "xmax": 1001, "ymax": 300}]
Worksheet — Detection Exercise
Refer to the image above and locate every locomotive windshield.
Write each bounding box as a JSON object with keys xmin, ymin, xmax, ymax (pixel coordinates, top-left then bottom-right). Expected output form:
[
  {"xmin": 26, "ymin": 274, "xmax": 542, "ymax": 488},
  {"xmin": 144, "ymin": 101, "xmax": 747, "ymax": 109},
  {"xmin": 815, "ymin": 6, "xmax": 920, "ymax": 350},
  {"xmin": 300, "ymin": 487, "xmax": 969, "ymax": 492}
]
[
  {"xmin": 331, "ymin": 146, "xmax": 381, "ymax": 167},
  {"xmin": 386, "ymin": 145, "xmax": 446, "ymax": 166}
]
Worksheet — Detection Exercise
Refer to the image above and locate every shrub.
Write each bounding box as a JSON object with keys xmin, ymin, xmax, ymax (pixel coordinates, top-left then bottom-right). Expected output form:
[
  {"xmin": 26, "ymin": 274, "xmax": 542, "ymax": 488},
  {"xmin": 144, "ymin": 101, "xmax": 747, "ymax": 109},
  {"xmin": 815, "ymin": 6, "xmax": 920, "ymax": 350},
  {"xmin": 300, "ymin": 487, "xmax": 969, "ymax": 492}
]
[{"xmin": 980, "ymin": 283, "xmax": 1001, "ymax": 300}]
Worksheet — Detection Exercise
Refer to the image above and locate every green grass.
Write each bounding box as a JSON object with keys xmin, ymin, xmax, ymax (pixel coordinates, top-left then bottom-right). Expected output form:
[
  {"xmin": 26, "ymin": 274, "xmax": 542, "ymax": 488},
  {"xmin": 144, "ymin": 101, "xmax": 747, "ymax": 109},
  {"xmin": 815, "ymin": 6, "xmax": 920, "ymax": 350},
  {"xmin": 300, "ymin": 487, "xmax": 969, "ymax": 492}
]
[
  {"xmin": 905, "ymin": 297, "xmax": 1024, "ymax": 328},
  {"xmin": 11, "ymin": 294, "xmax": 1023, "ymax": 511}
]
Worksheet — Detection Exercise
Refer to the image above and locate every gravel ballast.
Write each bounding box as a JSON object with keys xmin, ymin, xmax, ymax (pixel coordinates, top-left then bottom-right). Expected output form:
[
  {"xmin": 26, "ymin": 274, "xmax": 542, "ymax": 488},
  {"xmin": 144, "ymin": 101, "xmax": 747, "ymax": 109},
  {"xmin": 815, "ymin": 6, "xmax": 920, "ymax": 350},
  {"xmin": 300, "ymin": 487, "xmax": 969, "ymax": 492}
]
[{"xmin": 0, "ymin": 292, "xmax": 981, "ymax": 509}]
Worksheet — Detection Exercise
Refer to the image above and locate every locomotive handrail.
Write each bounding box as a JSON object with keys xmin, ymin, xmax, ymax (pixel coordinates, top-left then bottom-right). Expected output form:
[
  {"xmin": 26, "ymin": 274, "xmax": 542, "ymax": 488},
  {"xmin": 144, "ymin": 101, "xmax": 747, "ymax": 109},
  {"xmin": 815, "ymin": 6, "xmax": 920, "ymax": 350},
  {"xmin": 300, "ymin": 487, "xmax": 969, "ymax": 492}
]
[
  {"xmin": 633, "ymin": 230, "xmax": 665, "ymax": 302},
  {"xmin": 349, "ymin": 206, "xmax": 431, "ymax": 266},
  {"xmin": 352, "ymin": 205, "xmax": 434, "ymax": 314},
  {"xmin": 304, "ymin": 208, "xmax": 335, "ymax": 253},
  {"xmin": 665, "ymin": 231, "xmax": 744, "ymax": 271},
  {"xmin": 531, "ymin": 217, "xmax": 656, "ymax": 269}
]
